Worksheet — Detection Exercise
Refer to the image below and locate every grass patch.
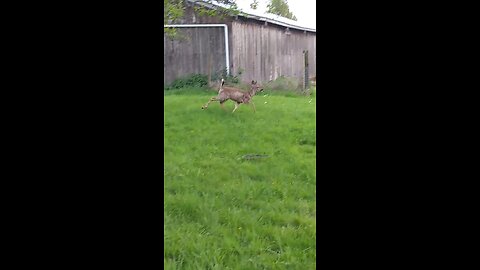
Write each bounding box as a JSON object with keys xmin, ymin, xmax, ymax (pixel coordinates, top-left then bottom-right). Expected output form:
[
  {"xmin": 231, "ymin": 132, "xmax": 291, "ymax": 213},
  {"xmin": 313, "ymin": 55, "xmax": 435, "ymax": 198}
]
[{"xmin": 164, "ymin": 87, "xmax": 316, "ymax": 270}]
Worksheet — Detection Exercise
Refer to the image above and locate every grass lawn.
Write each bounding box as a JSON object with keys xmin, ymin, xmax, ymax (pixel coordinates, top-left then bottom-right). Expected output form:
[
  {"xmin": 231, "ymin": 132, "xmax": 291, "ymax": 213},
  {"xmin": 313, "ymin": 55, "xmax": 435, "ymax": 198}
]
[{"xmin": 164, "ymin": 87, "xmax": 316, "ymax": 269}]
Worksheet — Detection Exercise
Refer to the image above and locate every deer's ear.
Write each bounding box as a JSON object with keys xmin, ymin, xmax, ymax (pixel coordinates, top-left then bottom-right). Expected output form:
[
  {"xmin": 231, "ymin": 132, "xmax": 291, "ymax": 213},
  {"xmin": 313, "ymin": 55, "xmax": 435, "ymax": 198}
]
[{"xmin": 251, "ymin": 80, "xmax": 255, "ymax": 84}]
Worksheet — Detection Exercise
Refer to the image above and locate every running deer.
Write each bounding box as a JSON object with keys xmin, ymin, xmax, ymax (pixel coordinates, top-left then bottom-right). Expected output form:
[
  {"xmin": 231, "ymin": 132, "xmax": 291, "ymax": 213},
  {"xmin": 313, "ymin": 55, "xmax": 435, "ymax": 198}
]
[{"xmin": 201, "ymin": 79, "xmax": 263, "ymax": 113}]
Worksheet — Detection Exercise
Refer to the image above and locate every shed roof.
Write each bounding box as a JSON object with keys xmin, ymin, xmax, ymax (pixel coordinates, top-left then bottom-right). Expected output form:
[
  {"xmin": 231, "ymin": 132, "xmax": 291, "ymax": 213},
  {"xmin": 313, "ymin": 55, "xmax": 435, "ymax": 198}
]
[{"xmin": 186, "ymin": 0, "xmax": 316, "ymax": 33}]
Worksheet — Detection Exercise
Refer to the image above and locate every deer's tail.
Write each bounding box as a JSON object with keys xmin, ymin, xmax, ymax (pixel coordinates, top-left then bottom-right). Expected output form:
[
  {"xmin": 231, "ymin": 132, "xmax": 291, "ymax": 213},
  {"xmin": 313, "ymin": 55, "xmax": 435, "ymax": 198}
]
[{"xmin": 218, "ymin": 78, "xmax": 225, "ymax": 93}]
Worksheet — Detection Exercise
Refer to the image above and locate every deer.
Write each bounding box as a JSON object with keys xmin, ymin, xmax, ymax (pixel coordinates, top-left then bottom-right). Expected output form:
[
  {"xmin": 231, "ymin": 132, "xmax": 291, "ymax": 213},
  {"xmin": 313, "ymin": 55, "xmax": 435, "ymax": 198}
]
[{"xmin": 201, "ymin": 79, "xmax": 263, "ymax": 113}]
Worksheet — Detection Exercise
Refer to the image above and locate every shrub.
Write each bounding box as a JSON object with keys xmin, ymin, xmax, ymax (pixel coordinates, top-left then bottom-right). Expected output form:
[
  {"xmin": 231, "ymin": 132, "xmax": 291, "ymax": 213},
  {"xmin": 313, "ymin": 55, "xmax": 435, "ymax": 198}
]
[
  {"xmin": 165, "ymin": 74, "xmax": 208, "ymax": 90},
  {"xmin": 263, "ymin": 76, "xmax": 300, "ymax": 91},
  {"xmin": 211, "ymin": 68, "xmax": 242, "ymax": 85}
]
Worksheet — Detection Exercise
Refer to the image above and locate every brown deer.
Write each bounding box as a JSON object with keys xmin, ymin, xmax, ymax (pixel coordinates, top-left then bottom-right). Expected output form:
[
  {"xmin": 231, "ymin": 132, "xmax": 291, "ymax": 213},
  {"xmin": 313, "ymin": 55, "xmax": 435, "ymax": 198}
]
[{"xmin": 201, "ymin": 79, "xmax": 263, "ymax": 113}]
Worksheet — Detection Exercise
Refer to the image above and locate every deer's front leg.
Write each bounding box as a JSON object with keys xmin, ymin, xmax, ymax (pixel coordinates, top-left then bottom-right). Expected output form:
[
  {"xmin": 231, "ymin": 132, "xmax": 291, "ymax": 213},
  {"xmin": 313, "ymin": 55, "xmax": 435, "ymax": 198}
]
[
  {"xmin": 202, "ymin": 96, "xmax": 218, "ymax": 109},
  {"xmin": 251, "ymin": 101, "xmax": 256, "ymax": 113},
  {"xmin": 219, "ymin": 101, "xmax": 228, "ymax": 111},
  {"xmin": 232, "ymin": 102, "xmax": 241, "ymax": 113}
]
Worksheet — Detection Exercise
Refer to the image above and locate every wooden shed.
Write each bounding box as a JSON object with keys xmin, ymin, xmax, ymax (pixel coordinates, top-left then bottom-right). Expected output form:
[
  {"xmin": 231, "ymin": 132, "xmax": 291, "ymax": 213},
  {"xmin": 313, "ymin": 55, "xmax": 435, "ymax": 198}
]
[{"xmin": 164, "ymin": 0, "xmax": 316, "ymax": 86}]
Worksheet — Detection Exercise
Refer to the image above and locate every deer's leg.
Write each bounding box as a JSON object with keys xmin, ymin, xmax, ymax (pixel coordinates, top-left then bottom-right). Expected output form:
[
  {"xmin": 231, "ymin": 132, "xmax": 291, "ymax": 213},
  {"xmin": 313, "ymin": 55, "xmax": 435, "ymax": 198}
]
[
  {"xmin": 232, "ymin": 102, "xmax": 241, "ymax": 113},
  {"xmin": 251, "ymin": 101, "xmax": 256, "ymax": 113},
  {"xmin": 219, "ymin": 100, "xmax": 227, "ymax": 111},
  {"xmin": 202, "ymin": 97, "xmax": 218, "ymax": 109}
]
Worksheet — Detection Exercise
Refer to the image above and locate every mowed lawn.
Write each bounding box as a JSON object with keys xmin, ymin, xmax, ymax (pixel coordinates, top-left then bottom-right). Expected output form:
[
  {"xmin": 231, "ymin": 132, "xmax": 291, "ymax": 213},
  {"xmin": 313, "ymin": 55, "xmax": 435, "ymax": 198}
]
[{"xmin": 164, "ymin": 87, "xmax": 316, "ymax": 270}]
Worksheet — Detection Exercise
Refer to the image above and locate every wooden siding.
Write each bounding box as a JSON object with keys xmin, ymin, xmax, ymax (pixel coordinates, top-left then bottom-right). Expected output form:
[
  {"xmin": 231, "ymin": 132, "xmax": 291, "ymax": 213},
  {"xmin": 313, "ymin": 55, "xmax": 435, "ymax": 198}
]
[
  {"xmin": 163, "ymin": 4, "xmax": 316, "ymax": 86},
  {"xmin": 164, "ymin": 27, "xmax": 227, "ymax": 85},
  {"xmin": 230, "ymin": 18, "xmax": 316, "ymax": 84}
]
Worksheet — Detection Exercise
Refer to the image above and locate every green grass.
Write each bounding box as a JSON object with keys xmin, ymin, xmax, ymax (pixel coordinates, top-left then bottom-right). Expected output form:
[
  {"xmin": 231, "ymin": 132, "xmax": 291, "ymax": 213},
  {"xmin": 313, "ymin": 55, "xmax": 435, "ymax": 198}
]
[{"xmin": 164, "ymin": 87, "xmax": 316, "ymax": 270}]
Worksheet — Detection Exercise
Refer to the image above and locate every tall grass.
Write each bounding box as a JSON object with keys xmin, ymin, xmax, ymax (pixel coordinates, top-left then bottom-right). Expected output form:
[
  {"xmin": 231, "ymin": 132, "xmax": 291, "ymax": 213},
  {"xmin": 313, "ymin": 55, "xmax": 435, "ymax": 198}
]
[{"xmin": 164, "ymin": 87, "xmax": 316, "ymax": 269}]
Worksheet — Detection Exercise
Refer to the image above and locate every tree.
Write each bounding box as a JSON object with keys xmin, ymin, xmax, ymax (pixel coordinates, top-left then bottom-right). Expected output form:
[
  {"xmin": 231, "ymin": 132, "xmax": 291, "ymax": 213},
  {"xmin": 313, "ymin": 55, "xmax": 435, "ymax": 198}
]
[
  {"xmin": 164, "ymin": 0, "xmax": 241, "ymax": 38},
  {"xmin": 250, "ymin": 0, "xmax": 259, "ymax": 10},
  {"xmin": 164, "ymin": 0, "xmax": 185, "ymax": 38},
  {"xmin": 266, "ymin": 0, "xmax": 297, "ymax": 21}
]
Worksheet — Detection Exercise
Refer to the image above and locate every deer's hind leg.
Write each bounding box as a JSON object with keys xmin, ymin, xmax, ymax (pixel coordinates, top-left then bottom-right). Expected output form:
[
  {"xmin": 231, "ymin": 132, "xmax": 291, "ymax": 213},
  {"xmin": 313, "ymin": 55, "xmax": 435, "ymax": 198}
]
[{"xmin": 202, "ymin": 96, "xmax": 219, "ymax": 109}]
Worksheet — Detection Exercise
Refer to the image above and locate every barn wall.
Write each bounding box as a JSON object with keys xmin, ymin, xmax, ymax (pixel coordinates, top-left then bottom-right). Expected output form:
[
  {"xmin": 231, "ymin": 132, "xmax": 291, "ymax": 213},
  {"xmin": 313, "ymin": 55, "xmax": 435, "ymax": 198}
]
[
  {"xmin": 164, "ymin": 4, "xmax": 316, "ymax": 86},
  {"xmin": 164, "ymin": 27, "xmax": 227, "ymax": 85},
  {"xmin": 164, "ymin": 4, "xmax": 233, "ymax": 86},
  {"xmin": 230, "ymin": 18, "xmax": 316, "ymax": 85}
]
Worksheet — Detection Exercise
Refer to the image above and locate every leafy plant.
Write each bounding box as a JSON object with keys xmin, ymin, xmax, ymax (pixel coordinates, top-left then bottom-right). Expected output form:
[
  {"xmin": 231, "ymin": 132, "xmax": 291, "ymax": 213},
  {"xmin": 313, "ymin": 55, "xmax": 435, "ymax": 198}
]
[
  {"xmin": 164, "ymin": 0, "xmax": 241, "ymax": 39},
  {"xmin": 263, "ymin": 76, "xmax": 299, "ymax": 91},
  {"xmin": 266, "ymin": 0, "xmax": 297, "ymax": 21},
  {"xmin": 211, "ymin": 68, "xmax": 242, "ymax": 86},
  {"xmin": 165, "ymin": 74, "xmax": 209, "ymax": 90}
]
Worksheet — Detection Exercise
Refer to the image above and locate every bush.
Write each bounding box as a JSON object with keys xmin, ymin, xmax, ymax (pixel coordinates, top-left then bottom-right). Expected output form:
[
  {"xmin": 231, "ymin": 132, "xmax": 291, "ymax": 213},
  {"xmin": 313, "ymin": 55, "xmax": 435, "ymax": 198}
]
[
  {"xmin": 165, "ymin": 74, "xmax": 208, "ymax": 90},
  {"xmin": 211, "ymin": 67, "xmax": 242, "ymax": 85},
  {"xmin": 259, "ymin": 76, "xmax": 316, "ymax": 97},
  {"xmin": 263, "ymin": 76, "xmax": 300, "ymax": 91}
]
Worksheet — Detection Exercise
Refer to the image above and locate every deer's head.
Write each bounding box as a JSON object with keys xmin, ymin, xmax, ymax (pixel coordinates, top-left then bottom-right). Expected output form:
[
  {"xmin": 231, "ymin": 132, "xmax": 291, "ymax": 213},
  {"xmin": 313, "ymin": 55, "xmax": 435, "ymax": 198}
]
[{"xmin": 250, "ymin": 80, "xmax": 263, "ymax": 94}]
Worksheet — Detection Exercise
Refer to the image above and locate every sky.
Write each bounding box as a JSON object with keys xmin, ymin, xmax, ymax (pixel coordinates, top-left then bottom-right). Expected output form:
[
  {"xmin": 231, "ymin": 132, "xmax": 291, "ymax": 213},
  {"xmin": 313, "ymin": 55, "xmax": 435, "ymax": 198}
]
[{"xmin": 235, "ymin": 0, "xmax": 316, "ymax": 30}]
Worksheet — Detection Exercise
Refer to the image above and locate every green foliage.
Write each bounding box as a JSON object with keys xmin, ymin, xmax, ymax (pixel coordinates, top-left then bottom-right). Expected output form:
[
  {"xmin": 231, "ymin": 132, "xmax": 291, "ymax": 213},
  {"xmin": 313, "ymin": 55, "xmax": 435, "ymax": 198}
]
[
  {"xmin": 263, "ymin": 76, "xmax": 300, "ymax": 91},
  {"xmin": 165, "ymin": 74, "xmax": 209, "ymax": 90},
  {"xmin": 302, "ymin": 86, "xmax": 316, "ymax": 97},
  {"xmin": 195, "ymin": 0, "xmax": 241, "ymax": 19},
  {"xmin": 260, "ymin": 76, "xmax": 317, "ymax": 97},
  {"xmin": 164, "ymin": 87, "xmax": 213, "ymax": 96},
  {"xmin": 164, "ymin": 0, "xmax": 184, "ymax": 24},
  {"xmin": 164, "ymin": 87, "xmax": 316, "ymax": 269},
  {"xmin": 209, "ymin": 67, "xmax": 243, "ymax": 86},
  {"xmin": 223, "ymin": 68, "xmax": 242, "ymax": 85},
  {"xmin": 164, "ymin": 0, "xmax": 242, "ymax": 39},
  {"xmin": 266, "ymin": 0, "xmax": 297, "ymax": 21},
  {"xmin": 164, "ymin": 0, "xmax": 185, "ymax": 38},
  {"xmin": 250, "ymin": 0, "xmax": 259, "ymax": 9}
]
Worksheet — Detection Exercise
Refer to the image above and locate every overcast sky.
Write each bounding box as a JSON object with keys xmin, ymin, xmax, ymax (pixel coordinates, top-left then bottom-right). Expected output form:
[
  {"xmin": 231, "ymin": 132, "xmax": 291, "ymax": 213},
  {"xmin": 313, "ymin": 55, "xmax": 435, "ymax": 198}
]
[{"xmin": 235, "ymin": 0, "xmax": 316, "ymax": 29}]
